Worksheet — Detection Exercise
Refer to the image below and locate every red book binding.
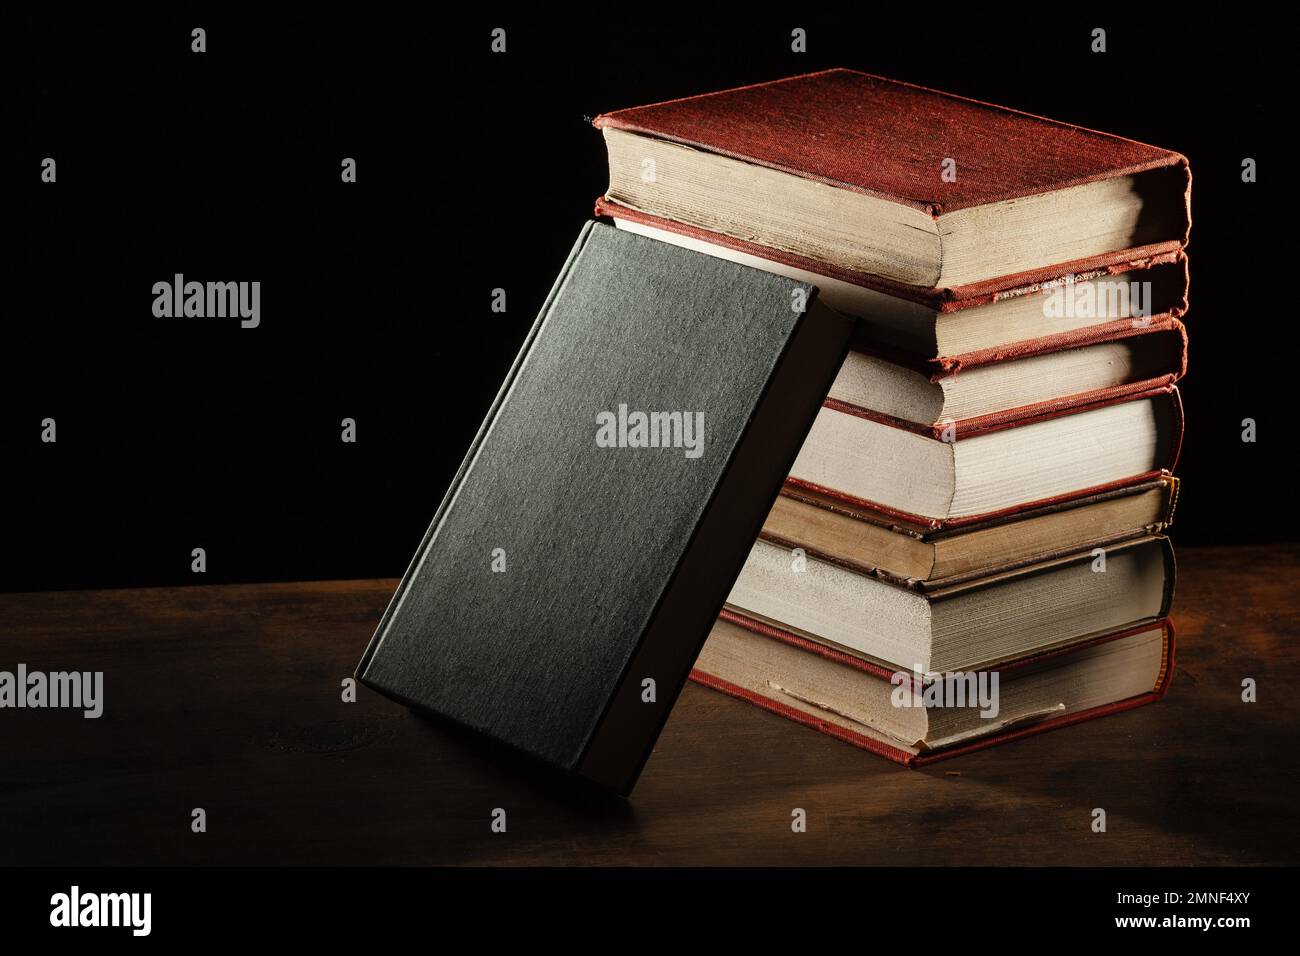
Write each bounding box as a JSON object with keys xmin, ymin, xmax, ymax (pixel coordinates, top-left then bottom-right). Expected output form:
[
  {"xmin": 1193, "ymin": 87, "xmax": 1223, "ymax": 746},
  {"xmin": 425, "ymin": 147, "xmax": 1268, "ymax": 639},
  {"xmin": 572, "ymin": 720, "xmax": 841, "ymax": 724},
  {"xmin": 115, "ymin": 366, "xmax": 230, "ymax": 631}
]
[
  {"xmin": 595, "ymin": 69, "xmax": 1192, "ymax": 294},
  {"xmin": 595, "ymin": 69, "xmax": 1190, "ymax": 218}
]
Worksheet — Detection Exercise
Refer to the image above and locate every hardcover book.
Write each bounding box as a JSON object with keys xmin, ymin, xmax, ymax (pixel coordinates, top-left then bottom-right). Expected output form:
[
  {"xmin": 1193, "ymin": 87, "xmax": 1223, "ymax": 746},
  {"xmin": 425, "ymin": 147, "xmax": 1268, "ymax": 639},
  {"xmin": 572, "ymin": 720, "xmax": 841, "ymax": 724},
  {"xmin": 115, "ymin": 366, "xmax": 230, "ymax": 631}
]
[
  {"xmin": 595, "ymin": 69, "xmax": 1191, "ymax": 290},
  {"xmin": 356, "ymin": 222, "xmax": 855, "ymax": 794},
  {"xmin": 598, "ymin": 197, "xmax": 1190, "ymax": 361},
  {"xmin": 726, "ymin": 534, "xmax": 1175, "ymax": 673},
  {"xmin": 764, "ymin": 476, "xmax": 1179, "ymax": 586},
  {"xmin": 788, "ymin": 385, "xmax": 1184, "ymax": 526},
  {"xmin": 824, "ymin": 320, "xmax": 1186, "ymax": 428},
  {"xmin": 692, "ymin": 609, "xmax": 1176, "ymax": 766}
]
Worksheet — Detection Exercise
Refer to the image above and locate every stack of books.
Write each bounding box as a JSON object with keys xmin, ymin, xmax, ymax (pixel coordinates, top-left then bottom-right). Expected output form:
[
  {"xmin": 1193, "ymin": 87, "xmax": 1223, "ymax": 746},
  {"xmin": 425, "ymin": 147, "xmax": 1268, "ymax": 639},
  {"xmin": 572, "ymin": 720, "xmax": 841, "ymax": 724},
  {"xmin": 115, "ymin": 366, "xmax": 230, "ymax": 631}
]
[{"xmin": 594, "ymin": 69, "xmax": 1190, "ymax": 765}]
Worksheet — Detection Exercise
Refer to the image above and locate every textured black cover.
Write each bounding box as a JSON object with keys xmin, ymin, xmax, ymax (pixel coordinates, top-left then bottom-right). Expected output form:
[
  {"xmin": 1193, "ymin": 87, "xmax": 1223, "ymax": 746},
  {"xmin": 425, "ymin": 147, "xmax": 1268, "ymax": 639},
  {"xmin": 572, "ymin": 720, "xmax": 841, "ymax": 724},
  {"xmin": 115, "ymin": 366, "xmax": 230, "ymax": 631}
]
[{"xmin": 356, "ymin": 221, "xmax": 854, "ymax": 793}]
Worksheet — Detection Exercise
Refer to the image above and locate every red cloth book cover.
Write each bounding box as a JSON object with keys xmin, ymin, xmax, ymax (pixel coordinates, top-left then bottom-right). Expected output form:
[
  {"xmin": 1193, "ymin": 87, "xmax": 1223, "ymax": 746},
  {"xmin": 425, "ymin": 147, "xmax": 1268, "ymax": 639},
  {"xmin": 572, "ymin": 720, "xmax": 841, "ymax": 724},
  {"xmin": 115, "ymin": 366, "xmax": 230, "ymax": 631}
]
[{"xmin": 595, "ymin": 69, "xmax": 1190, "ymax": 216}]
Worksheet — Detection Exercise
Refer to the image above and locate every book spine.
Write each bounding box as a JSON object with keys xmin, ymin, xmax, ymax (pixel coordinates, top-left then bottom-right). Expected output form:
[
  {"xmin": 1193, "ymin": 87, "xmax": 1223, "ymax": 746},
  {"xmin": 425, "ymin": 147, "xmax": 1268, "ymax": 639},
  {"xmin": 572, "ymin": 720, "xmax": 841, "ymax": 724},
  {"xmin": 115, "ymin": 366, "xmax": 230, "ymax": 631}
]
[{"xmin": 1157, "ymin": 476, "xmax": 1181, "ymax": 531}]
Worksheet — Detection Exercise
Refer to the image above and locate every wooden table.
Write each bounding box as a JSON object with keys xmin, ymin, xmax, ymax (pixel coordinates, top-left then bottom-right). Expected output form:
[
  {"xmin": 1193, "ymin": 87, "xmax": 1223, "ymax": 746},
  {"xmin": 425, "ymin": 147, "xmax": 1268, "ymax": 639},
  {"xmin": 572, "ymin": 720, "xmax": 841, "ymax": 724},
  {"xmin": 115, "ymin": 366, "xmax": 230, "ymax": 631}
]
[{"xmin": 2, "ymin": 545, "xmax": 1297, "ymax": 866}]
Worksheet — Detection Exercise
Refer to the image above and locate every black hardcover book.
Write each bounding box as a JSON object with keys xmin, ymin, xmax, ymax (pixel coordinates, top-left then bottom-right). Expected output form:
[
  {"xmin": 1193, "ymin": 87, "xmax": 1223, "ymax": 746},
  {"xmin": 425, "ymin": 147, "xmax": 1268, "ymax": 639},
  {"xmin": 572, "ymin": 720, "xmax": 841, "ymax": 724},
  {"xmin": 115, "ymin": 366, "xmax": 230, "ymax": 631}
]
[{"xmin": 357, "ymin": 221, "xmax": 854, "ymax": 793}]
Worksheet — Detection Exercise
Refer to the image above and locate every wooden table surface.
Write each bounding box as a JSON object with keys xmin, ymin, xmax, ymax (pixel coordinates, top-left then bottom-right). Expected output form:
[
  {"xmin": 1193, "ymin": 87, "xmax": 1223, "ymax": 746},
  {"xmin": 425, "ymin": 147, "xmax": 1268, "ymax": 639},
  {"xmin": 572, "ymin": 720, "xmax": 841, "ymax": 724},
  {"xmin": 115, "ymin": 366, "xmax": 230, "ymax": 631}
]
[{"xmin": 2, "ymin": 544, "xmax": 1297, "ymax": 866}]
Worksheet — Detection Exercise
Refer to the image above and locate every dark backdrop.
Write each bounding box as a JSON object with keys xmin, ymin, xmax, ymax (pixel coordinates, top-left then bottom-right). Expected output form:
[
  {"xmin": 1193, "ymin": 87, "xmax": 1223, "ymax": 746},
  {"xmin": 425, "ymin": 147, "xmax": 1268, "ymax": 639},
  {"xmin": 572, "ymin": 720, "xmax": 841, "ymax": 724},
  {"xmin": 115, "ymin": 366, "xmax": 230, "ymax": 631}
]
[{"xmin": 5, "ymin": 10, "xmax": 1291, "ymax": 591}]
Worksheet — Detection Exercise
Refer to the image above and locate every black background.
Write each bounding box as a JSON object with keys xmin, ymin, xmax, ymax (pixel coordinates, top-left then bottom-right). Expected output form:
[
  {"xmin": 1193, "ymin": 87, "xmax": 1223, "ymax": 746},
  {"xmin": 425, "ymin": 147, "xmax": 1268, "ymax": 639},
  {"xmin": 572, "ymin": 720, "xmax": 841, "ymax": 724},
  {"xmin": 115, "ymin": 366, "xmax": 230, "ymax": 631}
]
[{"xmin": 6, "ymin": 10, "xmax": 1292, "ymax": 592}]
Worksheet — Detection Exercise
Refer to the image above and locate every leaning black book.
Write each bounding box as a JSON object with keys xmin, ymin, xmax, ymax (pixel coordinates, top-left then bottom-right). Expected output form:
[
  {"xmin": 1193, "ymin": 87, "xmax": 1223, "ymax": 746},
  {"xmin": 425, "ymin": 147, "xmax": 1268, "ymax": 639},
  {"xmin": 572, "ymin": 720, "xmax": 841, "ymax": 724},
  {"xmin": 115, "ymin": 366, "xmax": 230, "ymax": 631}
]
[{"xmin": 356, "ymin": 222, "xmax": 854, "ymax": 793}]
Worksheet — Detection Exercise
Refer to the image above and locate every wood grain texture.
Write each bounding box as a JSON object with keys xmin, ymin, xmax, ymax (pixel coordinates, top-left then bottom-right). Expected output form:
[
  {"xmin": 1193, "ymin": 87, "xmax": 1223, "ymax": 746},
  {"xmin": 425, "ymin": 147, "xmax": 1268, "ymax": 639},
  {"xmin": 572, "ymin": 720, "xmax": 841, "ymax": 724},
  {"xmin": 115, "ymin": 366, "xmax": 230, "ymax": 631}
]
[{"xmin": 1, "ymin": 544, "xmax": 1296, "ymax": 866}]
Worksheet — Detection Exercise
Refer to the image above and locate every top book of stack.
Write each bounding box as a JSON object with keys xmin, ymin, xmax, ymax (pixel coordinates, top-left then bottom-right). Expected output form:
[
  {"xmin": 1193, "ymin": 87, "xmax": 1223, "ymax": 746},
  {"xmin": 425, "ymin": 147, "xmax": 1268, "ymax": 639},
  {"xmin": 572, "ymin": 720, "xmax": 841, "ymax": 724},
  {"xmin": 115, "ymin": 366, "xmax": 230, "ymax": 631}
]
[{"xmin": 594, "ymin": 68, "xmax": 1191, "ymax": 298}]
